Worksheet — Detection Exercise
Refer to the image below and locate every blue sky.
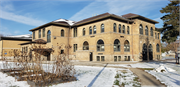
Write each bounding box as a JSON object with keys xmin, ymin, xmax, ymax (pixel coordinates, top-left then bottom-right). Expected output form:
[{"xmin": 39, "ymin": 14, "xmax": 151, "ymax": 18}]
[{"xmin": 0, "ymin": 0, "xmax": 169, "ymax": 36}]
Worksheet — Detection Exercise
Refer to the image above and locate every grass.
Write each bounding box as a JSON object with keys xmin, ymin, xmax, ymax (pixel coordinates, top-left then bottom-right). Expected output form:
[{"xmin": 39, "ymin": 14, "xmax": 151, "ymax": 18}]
[
  {"xmin": 133, "ymin": 77, "xmax": 139, "ymax": 82},
  {"xmin": 114, "ymin": 79, "xmax": 119, "ymax": 86},
  {"xmin": 115, "ymin": 74, "xmax": 119, "ymax": 78}
]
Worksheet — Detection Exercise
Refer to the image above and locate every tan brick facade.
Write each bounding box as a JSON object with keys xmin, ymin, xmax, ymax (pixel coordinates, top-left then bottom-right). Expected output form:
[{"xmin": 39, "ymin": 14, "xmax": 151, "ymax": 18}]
[{"xmin": 23, "ymin": 13, "xmax": 161, "ymax": 62}]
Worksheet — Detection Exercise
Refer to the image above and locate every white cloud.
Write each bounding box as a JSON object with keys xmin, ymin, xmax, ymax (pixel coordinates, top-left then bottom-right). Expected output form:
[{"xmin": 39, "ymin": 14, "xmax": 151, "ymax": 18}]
[
  {"xmin": 69, "ymin": 0, "xmax": 167, "ymax": 22},
  {"xmin": 0, "ymin": 10, "xmax": 46, "ymax": 26},
  {"xmin": 0, "ymin": 0, "xmax": 47, "ymax": 26}
]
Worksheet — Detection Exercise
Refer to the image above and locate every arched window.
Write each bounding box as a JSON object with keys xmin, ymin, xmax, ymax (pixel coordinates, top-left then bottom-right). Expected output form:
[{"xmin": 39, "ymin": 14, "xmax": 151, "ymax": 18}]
[
  {"xmin": 145, "ymin": 26, "xmax": 148, "ymax": 35},
  {"xmin": 61, "ymin": 29, "xmax": 64, "ymax": 37},
  {"xmin": 39, "ymin": 30, "xmax": 41, "ymax": 38},
  {"xmin": 33, "ymin": 31, "xmax": 35, "ymax": 39},
  {"xmin": 47, "ymin": 30, "xmax": 51, "ymax": 42},
  {"xmin": 101, "ymin": 24, "xmax": 104, "ymax": 33},
  {"xmin": 113, "ymin": 23, "xmax": 116, "ymax": 32},
  {"xmin": 150, "ymin": 27, "xmax": 153, "ymax": 36},
  {"xmin": 119, "ymin": 24, "xmax": 121, "ymax": 33},
  {"xmin": 156, "ymin": 44, "xmax": 160, "ymax": 52},
  {"xmin": 143, "ymin": 43, "xmax": 147, "ymax": 52},
  {"xmin": 89, "ymin": 26, "xmax": 92, "ymax": 35},
  {"xmin": 149, "ymin": 44, "xmax": 153, "ymax": 52},
  {"xmin": 123, "ymin": 25, "xmax": 125, "ymax": 34},
  {"xmin": 158, "ymin": 33, "xmax": 159, "ymax": 39},
  {"xmin": 124, "ymin": 40, "xmax": 130, "ymax": 52},
  {"xmin": 97, "ymin": 39, "xmax": 104, "ymax": 51},
  {"xmin": 83, "ymin": 41, "xmax": 89, "ymax": 50},
  {"xmin": 93, "ymin": 25, "xmax": 96, "ymax": 34},
  {"xmin": 139, "ymin": 24, "xmax": 143, "ymax": 34},
  {"xmin": 127, "ymin": 26, "xmax": 130, "ymax": 34},
  {"xmin": 83, "ymin": 28, "xmax": 85, "ymax": 36},
  {"xmin": 155, "ymin": 33, "xmax": 157, "ymax": 39},
  {"xmin": 114, "ymin": 39, "xmax": 120, "ymax": 51}
]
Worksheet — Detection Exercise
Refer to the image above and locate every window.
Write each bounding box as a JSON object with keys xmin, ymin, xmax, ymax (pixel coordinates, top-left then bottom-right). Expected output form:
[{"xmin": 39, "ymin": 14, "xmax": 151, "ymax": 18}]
[
  {"xmin": 74, "ymin": 28, "xmax": 77, "ymax": 37},
  {"xmin": 61, "ymin": 50, "xmax": 64, "ymax": 54},
  {"xmin": 101, "ymin": 24, "xmax": 104, "ymax": 33},
  {"xmin": 156, "ymin": 44, "xmax": 160, "ymax": 52},
  {"xmin": 124, "ymin": 56, "xmax": 127, "ymax": 61},
  {"xmin": 143, "ymin": 43, "xmax": 147, "ymax": 52},
  {"xmin": 73, "ymin": 44, "xmax": 77, "ymax": 52},
  {"xmin": 42, "ymin": 28, "xmax": 45, "ymax": 37},
  {"xmin": 33, "ymin": 31, "xmax": 35, "ymax": 39},
  {"xmin": 127, "ymin": 26, "xmax": 130, "ymax": 34},
  {"xmin": 155, "ymin": 33, "xmax": 157, "ymax": 39},
  {"xmin": 118, "ymin": 56, "xmax": 121, "ymax": 61},
  {"xmin": 22, "ymin": 47, "xmax": 23, "ymax": 53},
  {"xmin": 158, "ymin": 33, "xmax": 159, "ymax": 39},
  {"xmin": 97, "ymin": 39, "xmax": 104, "ymax": 51},
  {"xmin": 93, "ymin": 26, "xmax": 96, "ymax": 34},
  {"xmin": 119, "ymin": 24, "xmax": 121, "ymax": 33},
  {"xmin": 124, "ymin": 40, "xmax": 130, "ymax": 52},
  {"xmin": 61, "ymin": 29, "xmax": 64, "ymax": 37},
  {"xmin": 101, "ymin": 56, "xmax": 105, "ymax": 61},
  {"xmin": 97, "ymin": 56, "xmax": 100, "ymax": 61},
  {"xmin": 113, "ymin": 23, "xmax": 116, "ymax": 32},
  {"xmin": 114, "ymin": 39, "xmax": 120, "ymax": 51},
  {"xmin": 83, "ymin": 28, "xmax": 85, "ymax": 36},
  {"xmin": 83, "ymin": 41, "xmax": 89, "ymax": 50},
  {"xmin": 39, "ymin": 30, "xmax": 41, "ymax": 38},
  {"xmin": 123, "ymin": 25, "xmax": 125, "ymax": 34},
  {"xmin": 145, "ymin": 26, "xmax": 148, "ymax": 36},
  {"xmin": 128, "ymin": 56, "xmax": 130, "ymax": 61},
  {"xmin": 47, "ymin": 30, "xmax": 51, "ymax": 42},
  {"xmin": 139, "ymin": 24, "xmax": 143, "ymax": 34},
  {"xmin": 114, "ymin": 56, "xmax": 117, "ymax": 61},
  {"xmin": 89, "ymin": 27, "xmax": 92, "ymax": 35},
  {"xmin": 149, "ymin": 44, "xmax": 153, "ymax": 52},
  {"xmin": 150, "ymin": 27, "xmax": 153, "ymax": 36}
]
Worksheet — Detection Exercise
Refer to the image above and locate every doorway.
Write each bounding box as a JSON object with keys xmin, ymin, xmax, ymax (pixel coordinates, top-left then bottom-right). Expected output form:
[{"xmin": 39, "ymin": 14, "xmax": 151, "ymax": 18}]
[
  {"xmin": 47, "ymin": 52, "xmax": 50, "ymax": 61},
  {"xmin": 90, "ymin": 52, "xmax": 93, "ymax": 61}
]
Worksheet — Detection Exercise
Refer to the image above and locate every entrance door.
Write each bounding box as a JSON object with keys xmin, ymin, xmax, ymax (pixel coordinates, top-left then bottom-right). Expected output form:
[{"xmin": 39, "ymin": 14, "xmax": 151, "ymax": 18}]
[
  {"xmin": 142, "ymin": 44, "xmax": 147, "ymax": 60},
  {"xmin": 90, "ymin": 52, "xmax": 93, "ymax": 61},
  {"xmin": 47, "ymin": 52, "xmax": 50, "ymax": 61},
  {"xmin": 149, "ymin": 44, "xmax": 153, "ymax": 60}
]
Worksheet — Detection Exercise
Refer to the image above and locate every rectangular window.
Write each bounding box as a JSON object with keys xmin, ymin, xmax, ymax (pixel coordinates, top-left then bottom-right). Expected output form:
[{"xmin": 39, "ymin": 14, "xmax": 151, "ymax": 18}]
[
  {"xmin": 124, "ymin": 56, "xmax": 127, "ymax": 61},
  {"xmin": 43, "ymin": 28, "xmax": 45, "ymax": 37},
  {"xmin": 101, "ymin": 56, "xmax": 105, "ymax": 61},
  {"xmin": 114, "ymin": 56, "xmax": 117, "ymax": 62},
  {"xmin": 97, "ymin": 56, "xmax": 100, "ymax": 61},
  {"xmin": 73, "ymin": 44, "xmax": 77, "ymax": 52},
  {"xmin": 33, "ymin": 31, "xmax": 35, "ymax": 39},
  {"xmin": 128, "ymin": 56, "xmax": 130, "ymax": 61},
  {"xmin": 74, "ymin": 28, "xmax": 77, "ymax": 37},
  {"xmin": 39, "ymin": 30, "xmax": 41, "ymax": 38},
  {"xmin": 22, "ymin": 47, "xmax": 23, "ymax": 53},
  {"xmin": 118, "ymin": 56, "xmax": 121, "ymax": 61},
  {"xmin": 26, "ymin": 47, "xmax": 28, "ymax": 52}
]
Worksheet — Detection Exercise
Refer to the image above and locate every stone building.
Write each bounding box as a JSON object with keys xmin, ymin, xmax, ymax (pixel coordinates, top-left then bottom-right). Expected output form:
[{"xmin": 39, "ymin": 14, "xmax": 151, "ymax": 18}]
[
  {"xmin": 0, "ymin": 34, "xmax": 32, "ymax": 59},
  {"xmin": 21, "ymin": 13, "xmax": 161, "ymax": 62}
]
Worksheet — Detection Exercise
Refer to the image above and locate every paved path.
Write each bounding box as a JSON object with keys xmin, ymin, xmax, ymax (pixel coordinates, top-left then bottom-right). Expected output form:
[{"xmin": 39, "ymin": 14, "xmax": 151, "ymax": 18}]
[{"xmin": 129, "ymin": 68, "xmax": 166, "ymax": 87}]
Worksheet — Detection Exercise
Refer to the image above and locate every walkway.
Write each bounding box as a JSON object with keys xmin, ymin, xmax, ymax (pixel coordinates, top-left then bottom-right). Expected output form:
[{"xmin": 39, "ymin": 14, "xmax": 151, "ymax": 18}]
[{"xmin": 129, "ymin": 68, "xmax": 166, "ymax": 87}]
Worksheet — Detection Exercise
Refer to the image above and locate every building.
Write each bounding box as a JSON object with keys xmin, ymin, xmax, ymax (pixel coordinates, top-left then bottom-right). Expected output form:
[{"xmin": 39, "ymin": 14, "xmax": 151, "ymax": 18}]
[
  {"xmin": 20, "ymin": 13, "xmax": 161, "ymax": 62},
  {"xmin": 0, "ymin": 34, "xmax": 32, "ymax": 59}
]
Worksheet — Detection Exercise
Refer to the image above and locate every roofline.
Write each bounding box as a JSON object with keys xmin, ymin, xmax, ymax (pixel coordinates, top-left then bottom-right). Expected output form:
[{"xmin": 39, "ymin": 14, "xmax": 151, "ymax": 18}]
[
  {"xmin": 0, "ymin": 37, "xmax": 32, "ymax": 41},
  {"xmin": 29, "ymin": 22, "xmax": 69, "ymax": 31},
  {"xmin": 73, "ymin": 14, "xmax": 133, "ymax": 27},
  {"xmin": 127, "ymin": 15, "xmax": 159, "ymax": 24}
]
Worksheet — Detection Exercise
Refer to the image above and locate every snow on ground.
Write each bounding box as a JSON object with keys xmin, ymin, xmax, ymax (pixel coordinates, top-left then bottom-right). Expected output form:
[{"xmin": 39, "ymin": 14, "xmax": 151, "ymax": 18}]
[
  {"xmin": 0, "ymin": 61, "xmax": 116, "ymax": 87},
  {"xmin": 108, "ymin": 62, "xmax": 180, "ymax": 87}
]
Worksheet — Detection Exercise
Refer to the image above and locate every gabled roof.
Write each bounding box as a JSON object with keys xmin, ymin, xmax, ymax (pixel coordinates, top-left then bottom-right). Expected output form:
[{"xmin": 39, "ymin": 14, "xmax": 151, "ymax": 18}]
[
  {"xmin": 73, "ymin": 13, "xmax": 133, "ymax": 26},
  {"xmin": 122, "ymin": 13, "xmax": 159, "ymax": 24}
]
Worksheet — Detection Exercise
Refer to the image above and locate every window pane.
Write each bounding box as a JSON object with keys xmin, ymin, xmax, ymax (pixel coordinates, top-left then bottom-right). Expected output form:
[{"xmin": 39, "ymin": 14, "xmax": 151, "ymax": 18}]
[
  {"xmin": 114, "ymin": 23, "xmax": 116, "ymax": 32},
  {"xmin": 118, "ymin": 56, "xmax": 121, "ymax": 61},
  {"xmin": 93, "ymin": 26, "xmax": 96, "ymax": 34},
  {"xmin": 101, "ymin": 24, "xmax": 104, "ymax": 33},
  {"xmin": 39, "ymin": 30, "xmax": 41, "ymax": 38},
  {"xmin": 89, "ymin": 27, "xmax": 92, "ymax": 34},
  {"xmin": 101, "ymin": 56, "xmax": 105, "ymax": 61},
  {"xmin": 119, "ymin": 24, "xmax": 121, "ymax": 33},
  {"xmin": 97, "ymin": 56, "xmax": 100, "ymax": 61},
  {"xmin": 114, "ymin": 56, "xmax": 117, "ymax": 61}
]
